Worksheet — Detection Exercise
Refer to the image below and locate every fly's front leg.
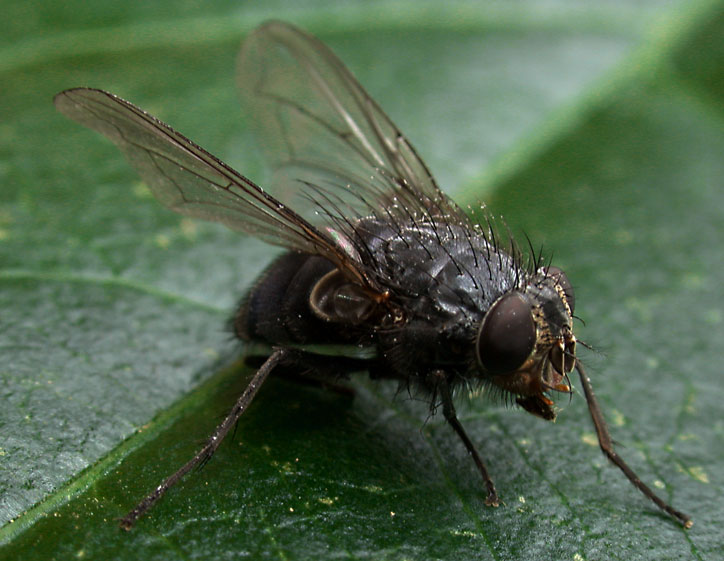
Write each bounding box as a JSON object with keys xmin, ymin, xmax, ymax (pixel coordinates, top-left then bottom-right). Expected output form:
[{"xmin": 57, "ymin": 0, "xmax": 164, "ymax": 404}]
[
  {"xmin": 575, "ymin": 360, "xmax": 692, "ymax": 528},
  {"xmin": 430, "ymin": 370, "xmax": 500, "ymax": 507}
]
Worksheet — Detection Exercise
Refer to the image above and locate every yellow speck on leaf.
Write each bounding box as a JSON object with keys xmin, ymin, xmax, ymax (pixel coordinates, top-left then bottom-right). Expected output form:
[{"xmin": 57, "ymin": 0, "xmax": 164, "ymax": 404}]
[
  {"xmin": 132, "ymin": 181, "xmax": 152, "ymax": 198},
  {"xmin": 154, "ymin": 233, "xmax": 170, "ymax": 249},
  {"xmin": 180, "ymin": 218, "xmax": 198, "ymax": 239},
  {"xmin": 688, "ymin": 466, "xmax": 709, "ymax": 484},
  {"xmin": 685, "ymin": 393, "xmax": 696, "ymax": 414},
  {"xmin": 611, "ymin": 409, "xmax": 625, "ymax": 427},
  {"xmin": 203, "ymin": 347, "xmax": 219, "ymax": 359},
  {"xmin": 614, "ymin": 229, "xmax": 633, "ymax": 245}
]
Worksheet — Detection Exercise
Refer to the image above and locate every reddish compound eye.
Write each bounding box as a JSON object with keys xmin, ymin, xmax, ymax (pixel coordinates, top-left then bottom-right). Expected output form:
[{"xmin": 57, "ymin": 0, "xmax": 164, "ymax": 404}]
[{"xmin": 476, "ymin": 292, "xmax": 536, "ymax": 375}]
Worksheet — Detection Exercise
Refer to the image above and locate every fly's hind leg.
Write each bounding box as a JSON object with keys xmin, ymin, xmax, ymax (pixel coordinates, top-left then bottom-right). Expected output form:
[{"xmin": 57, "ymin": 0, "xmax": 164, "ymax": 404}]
[
  {"xmin": 269, "ymin": 349, "xmax": 373, "ymax": 397},
  {"xmin": 120, "ymin": 348, "xmax": 288, "ymax": 530},
  {"xmin": 120, "ymin": 348, "xmax": 372, "ymax": 530},
  {"xmin": 430, "ymin": 370, "xmax": 500, "ymax": 507}
]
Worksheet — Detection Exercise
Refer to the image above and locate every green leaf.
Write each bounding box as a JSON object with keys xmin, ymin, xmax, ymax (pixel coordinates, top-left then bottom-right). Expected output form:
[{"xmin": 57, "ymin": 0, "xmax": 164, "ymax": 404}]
[{"xmin": 1, "ymin": 1, "xmax": 722, "ymax": 559}]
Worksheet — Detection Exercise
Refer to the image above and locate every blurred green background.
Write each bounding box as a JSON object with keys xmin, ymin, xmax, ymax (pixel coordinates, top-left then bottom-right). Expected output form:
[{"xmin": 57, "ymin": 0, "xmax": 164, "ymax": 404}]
[{"xmin": 1, "ymin": 1, "xmax": 722, "ymax": 559}]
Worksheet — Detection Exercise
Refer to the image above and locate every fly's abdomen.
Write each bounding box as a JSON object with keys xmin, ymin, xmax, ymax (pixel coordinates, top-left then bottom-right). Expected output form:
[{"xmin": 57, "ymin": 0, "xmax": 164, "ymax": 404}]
[{"xmin": 233, "ymin": 252, "xmax": 336, "ymax": 345}]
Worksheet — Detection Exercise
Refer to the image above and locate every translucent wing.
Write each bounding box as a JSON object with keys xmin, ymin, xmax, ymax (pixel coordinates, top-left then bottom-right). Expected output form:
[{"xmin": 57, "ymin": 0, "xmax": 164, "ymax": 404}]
[
  {"xmin": 54, "ymin": 87, "xmax": 378, "ymax": 289},
  {"xmin": 237, "ymin": 21, "xmax": 469, "ymax": 231}
]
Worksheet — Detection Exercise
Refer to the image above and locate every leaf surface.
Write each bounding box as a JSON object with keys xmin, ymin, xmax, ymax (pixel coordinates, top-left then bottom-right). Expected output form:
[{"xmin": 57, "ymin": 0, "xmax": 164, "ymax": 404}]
[{"xmin": 1, "ymin": 1, "xmax": 721, "ymax": 559}]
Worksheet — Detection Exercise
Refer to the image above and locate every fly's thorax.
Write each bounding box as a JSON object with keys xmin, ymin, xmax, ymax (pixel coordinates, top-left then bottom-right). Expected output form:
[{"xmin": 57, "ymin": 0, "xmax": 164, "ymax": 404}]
[
  {"xmin": 349, "ymin": 216, "xmax": 521, "ymax": 325},
  {"xmin": 475, "ymin": 267, "xmax": 576, "ymax": 420}
]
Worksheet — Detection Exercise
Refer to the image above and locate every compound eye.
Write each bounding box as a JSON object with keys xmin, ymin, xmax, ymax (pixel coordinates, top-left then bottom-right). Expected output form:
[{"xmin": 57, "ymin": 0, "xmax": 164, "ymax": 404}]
[
  {"xmin": 545, "ymin": 266, "xmax": 575, "ymax": 314},
  {"xmin": 477, "ymin": 292, "xmax": 536, "ymax": 376}
]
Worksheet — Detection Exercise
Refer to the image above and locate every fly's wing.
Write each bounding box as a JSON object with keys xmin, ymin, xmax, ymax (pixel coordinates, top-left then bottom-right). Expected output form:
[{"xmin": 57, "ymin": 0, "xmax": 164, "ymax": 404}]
[
  {"xmin": 54, "ymin": 88, "xmax": 378, "ymax": 289},
  {"xmin": 237, "ymin": 21, "xmax": 471, "ymax": 234}
]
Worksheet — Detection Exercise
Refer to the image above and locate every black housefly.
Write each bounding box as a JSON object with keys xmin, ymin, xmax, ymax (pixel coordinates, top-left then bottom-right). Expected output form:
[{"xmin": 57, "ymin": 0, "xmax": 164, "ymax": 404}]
[{"xmin": 54, "ymin": 21, "xmax": 692, "ymax": 529}]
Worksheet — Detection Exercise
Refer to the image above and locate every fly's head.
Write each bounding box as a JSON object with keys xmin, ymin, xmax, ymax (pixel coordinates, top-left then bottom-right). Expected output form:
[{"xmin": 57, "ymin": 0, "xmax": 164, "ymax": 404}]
[{"xmin": 475, "ymin": 267, "xmax": 576, "ymax": 421}]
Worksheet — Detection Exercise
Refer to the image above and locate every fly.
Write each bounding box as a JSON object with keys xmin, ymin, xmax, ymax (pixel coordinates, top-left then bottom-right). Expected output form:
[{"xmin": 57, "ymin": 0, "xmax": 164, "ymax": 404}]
[{"xmin": 54, "ymin": 20, "xmax": 692, "ymax": 529}]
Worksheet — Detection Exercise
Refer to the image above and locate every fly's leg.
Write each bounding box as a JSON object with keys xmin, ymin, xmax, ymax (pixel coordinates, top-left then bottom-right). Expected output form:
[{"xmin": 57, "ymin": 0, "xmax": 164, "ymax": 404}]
[
  {"xmin": 575, "ymin": 360, "xmax": 692, "ymax": 528},
  {"xmin": 120, "ymin": 348, "xmax": 288, "ymax": 530},
  {"xmin": 273, "ymin": 368, "xmax": 356, "ymax": 397},
  {"xmin": 258, "ymin": 350, "xmax": 373, "ymax": 397},
  {"xmin": 431, "ymin": 370, "xmax": 500, "ymax": 507}
]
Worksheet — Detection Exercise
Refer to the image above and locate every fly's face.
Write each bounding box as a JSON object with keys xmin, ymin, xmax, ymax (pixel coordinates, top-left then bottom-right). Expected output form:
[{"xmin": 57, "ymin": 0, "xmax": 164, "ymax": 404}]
[{"xmin": 476, "ymin": 267, "xmax": 576, "ymax": 420}]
